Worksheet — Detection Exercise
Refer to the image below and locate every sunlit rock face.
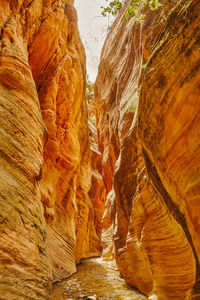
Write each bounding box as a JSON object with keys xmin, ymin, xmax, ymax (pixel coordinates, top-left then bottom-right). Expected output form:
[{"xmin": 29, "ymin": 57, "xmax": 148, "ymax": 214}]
[
  {"xmin": 95, "ymin": 0, "xmax": 200, "ymax": 299},
  {"xmin": 88, "ymin": 121, "xmax": 106, "ymax": 243},
  {"xmin": 87, "ymin": 94, "xmax": 107, "ymax": 250},
  {"xmin": 0, "ymin": 0, "xmax": 99, "ymax": 298}
]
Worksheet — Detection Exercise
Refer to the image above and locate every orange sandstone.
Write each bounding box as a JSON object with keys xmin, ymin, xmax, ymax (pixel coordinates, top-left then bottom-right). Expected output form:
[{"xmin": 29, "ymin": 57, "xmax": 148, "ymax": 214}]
[
  {"xmin": 95, "ymin": 0, "xmax": 199, "ymax": 299},
  {"xmin": 0, "ymin": 0, "xmax": 100, "ymax": 299}
]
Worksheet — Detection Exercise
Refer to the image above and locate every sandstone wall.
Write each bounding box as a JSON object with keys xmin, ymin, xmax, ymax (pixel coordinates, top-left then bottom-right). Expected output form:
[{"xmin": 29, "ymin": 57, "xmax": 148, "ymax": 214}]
[
  {"xmin": 0, "ymin": 1, "xmax": 99, "ymax": 299},
  {"xmin": 88, "ymin": 118, "xmax": 106, "ymax": 244},
  {"xmin": 95, "ymin": 0, "xmax": 200, "ymax": 299}
]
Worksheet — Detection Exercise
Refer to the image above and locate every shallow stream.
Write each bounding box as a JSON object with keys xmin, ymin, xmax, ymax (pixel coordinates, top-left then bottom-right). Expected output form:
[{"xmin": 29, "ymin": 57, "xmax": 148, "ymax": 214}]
[{"xmin": 51, "ymin": 258, "xmax": 147, "ymax": 300}]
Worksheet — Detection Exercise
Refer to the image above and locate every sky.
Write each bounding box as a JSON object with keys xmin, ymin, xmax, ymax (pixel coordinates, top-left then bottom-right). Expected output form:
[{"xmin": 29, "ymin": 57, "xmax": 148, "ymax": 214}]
[{"xmin": 74, "ymin": 0, "xmax": 113, "ymax": 82}]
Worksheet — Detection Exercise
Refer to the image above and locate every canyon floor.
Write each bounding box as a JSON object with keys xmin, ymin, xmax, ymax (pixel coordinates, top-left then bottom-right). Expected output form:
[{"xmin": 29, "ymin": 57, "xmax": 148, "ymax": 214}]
[{"xmin": 51, "ymin": 258, "xmax": 147, "ymax": 300}]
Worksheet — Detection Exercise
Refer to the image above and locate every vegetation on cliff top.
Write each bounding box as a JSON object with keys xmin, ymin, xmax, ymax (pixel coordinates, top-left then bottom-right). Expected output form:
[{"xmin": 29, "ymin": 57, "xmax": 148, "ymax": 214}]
[{"xmin": 101, "ymin": 0, "xmax": 161, "ymax": 21}]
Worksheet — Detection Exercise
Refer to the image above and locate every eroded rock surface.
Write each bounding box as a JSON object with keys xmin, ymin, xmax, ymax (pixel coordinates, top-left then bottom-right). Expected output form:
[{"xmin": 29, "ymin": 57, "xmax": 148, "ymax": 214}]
[
  {"xmin": 88, "ymin": 95, "xmax": 106, "ymax": 243},
  {"xmin": 0, "ymin": 0, "xmax": 99, "ymax": 298},
  {"xmin": 88, "ymin": 121, "xmax": 106, "ymax": 243},
  {"xmin": 95, "ymin": 0, "xmax": 200, "ymax": 299}
]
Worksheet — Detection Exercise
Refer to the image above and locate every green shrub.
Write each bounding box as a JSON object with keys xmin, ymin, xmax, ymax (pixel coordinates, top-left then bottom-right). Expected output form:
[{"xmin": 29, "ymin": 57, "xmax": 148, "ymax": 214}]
[{"xmin": 101, "ymin": 0, "xmax": 162, "ymax": 22}]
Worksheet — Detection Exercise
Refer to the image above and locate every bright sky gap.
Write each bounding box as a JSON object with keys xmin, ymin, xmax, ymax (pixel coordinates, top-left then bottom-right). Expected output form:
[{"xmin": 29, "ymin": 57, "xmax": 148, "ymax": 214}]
[{"xmin": 74, "ymin": 0, "xmax": 114, "ymax": 82}]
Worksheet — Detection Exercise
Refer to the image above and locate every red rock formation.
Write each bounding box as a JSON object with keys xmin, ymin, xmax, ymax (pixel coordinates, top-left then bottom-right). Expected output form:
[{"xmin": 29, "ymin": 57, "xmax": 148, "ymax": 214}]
[
  {"xmin": 0, "ymin": 2, "xmax": 51, "ymax": 299},
  {"xmin": 139, "ymin": 1, "xmax": 200, "ymax": 297},
  {"xmin": 88, "ymin": 121, "xmax": 106, "ymax": 243},
  {"xmin": 0, "ymin": 0, "xmax": 100, "ymax": 298},
  {"xmin": 95, "ymin": 0, "xmax": 200, "ymax": 299},
  {"xmin": 87, "ymin": 93, "xmax": 107, "ymax": 249}
]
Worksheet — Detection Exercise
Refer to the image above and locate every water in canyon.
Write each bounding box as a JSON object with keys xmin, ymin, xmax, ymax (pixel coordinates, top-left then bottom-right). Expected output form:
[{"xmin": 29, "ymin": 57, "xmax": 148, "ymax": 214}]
[{"xmin": 51, "ymin": 258, "xmax": 147, "ymax": 300}]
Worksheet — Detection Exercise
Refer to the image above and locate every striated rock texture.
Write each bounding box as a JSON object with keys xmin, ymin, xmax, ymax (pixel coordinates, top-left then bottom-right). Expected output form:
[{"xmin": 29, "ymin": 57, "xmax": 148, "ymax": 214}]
[
  {"xmin": 95, "ymin": 0, "xmax": 200, "ymax": 299},
  {"xmin": 0, "ymin": 0, "xmax": 99, "ymax": 299},
  {"xmin": 88, "ymin": 117, "xmax": 106, "ymax": 243}
]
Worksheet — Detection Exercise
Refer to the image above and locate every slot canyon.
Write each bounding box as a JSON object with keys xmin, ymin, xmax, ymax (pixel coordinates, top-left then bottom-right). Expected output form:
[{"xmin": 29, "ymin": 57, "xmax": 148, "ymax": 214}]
[{"xmin": 0, "ymin": 0, "xmax": 200, "ymax": 299}]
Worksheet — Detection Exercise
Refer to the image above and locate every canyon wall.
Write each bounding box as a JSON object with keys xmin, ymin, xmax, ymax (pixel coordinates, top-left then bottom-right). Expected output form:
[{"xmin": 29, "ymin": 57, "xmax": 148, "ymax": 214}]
[
  {"xmin": 0, "ymin": 0, "xmax": 100, "ymax": 299},
  {"xmin": 95, "ymin": 0, "xmax": 200, "ymax": 299}
]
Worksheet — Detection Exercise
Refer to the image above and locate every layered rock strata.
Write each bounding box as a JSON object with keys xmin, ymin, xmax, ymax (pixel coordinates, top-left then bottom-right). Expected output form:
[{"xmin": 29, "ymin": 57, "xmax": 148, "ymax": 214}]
[
  {"xmin": 95, "ymin": 0, "xmax": 200, "ymax": 299},
  {"xmin": 0, "ymin": 0, "xmax": 99, "ymax": 299},
  {"xmin": 88, "ymin": 106, "xmax": 106, "ymax": 242}
]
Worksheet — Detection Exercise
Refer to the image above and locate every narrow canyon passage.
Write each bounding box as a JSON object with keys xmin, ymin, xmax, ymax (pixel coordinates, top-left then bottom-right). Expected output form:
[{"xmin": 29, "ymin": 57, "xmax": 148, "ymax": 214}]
[
  {"xmin": 51, "ymin": 258, "xmax": 147, "ymax": 300},
  {"xmin": 1, "ymin": 1, "xmax": 200, "ymax": 299}
]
